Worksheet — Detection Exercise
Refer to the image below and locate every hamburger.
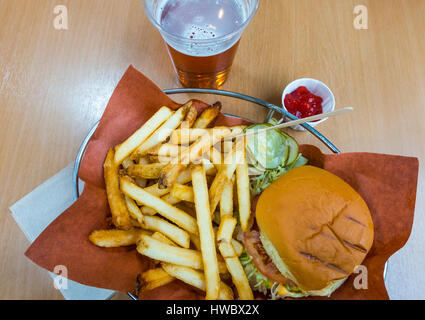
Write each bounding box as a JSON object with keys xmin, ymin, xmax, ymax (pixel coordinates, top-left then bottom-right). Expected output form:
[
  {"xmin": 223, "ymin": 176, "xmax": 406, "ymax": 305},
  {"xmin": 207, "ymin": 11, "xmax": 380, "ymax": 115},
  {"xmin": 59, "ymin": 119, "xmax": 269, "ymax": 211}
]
[{"xmin": 241, "ymin": 165, "xmax": 375, "ymax": 299}]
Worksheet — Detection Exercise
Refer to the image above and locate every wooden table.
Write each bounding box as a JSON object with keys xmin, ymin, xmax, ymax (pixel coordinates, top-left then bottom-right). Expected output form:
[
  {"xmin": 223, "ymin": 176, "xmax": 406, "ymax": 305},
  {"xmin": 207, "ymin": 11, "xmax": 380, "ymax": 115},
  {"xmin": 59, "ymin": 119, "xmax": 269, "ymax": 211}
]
[{"xmin": 0, "ymin": 0, "xmax": 424, "ymax": 299}]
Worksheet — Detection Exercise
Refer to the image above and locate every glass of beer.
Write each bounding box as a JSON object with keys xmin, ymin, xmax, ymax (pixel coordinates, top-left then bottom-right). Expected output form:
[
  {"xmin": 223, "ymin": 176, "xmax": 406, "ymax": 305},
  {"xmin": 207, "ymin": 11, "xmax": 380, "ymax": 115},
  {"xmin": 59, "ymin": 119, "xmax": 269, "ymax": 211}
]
[{"xmin": 144, "ymin": 0, "xmax": 260, "ymax": 89}]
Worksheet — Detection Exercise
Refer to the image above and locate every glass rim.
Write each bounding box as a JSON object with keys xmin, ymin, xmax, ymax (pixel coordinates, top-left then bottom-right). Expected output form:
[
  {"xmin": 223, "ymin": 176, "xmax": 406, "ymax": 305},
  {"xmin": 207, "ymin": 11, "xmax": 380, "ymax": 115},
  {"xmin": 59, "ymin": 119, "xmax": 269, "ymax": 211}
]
[{"xmin": 143, "ymin": 0, "xmax": 260, "ymax": 44}]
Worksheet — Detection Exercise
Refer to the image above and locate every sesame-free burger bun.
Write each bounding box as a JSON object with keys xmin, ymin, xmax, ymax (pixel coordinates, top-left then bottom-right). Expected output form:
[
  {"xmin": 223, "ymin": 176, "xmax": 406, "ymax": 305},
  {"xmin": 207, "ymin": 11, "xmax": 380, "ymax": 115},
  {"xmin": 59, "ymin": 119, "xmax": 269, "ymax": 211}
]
[{"xmin": 255, "ymin": 165, "xmax": 374, "ymax": 295}]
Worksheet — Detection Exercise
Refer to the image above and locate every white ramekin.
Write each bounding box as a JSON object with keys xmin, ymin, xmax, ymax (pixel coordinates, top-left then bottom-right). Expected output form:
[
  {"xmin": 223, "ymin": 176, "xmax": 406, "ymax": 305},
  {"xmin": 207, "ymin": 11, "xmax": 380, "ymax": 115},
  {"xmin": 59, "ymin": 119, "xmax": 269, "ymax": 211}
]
[{"xmin": 282, "ymin": 78, "xmax": 335, "ymax": 131}]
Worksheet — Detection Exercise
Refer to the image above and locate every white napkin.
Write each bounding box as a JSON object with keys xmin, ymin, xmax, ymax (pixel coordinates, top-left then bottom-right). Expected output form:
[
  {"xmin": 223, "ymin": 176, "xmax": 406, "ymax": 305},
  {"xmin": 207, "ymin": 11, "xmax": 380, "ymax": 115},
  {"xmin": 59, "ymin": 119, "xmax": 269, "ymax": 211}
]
[
  {"xmin": 10, "ymin": 163, "xmax": 424, "ymax": 300},
  {"xmin": 10, "ymin": 163, "xmax": 115, "ymax": 300}
]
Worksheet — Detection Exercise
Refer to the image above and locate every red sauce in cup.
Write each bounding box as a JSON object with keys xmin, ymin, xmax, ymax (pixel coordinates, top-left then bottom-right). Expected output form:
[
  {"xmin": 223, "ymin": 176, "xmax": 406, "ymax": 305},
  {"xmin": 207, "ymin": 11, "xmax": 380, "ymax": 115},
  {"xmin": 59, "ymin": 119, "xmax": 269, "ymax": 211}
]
[{"xmin": 284, "ymin": 86, "xmax": 323, "ymax": 120}]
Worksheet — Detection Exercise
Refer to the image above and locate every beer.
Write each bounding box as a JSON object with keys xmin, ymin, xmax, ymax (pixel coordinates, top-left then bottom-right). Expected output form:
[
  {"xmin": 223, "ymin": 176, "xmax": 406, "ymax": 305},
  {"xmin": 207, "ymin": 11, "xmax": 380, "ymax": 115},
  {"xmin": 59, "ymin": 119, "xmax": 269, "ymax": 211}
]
[
  {"xmin": 145, "ymin": 0, "xmax": 259, "ymax": 89},
  {"xmin": 165, "ymin": 41, "xmax": 240, "ymax": 89}
]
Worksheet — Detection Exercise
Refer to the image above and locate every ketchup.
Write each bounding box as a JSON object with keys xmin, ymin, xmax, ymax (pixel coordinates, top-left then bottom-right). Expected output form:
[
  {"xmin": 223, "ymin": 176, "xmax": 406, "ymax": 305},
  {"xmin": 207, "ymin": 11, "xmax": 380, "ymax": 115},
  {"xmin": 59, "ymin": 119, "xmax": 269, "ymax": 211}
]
[{"xmin": 284, "ymin": 86, "xmax": 323, "ymax": 120}]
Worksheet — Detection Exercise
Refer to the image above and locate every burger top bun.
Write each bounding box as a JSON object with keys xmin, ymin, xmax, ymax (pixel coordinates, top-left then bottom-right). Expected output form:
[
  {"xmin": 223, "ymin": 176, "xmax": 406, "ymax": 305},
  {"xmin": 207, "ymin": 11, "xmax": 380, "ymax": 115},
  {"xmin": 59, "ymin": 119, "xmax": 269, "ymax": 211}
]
[{"xmin": 256, "ymin": 165, "xmax": 374, "ymax": 293}]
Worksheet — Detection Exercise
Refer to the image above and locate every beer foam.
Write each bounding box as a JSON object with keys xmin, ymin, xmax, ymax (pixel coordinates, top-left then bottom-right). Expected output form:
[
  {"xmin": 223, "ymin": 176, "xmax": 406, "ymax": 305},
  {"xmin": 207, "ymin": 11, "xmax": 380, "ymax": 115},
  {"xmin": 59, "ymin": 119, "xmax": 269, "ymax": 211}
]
[{"xmin": 158, "ymin": 0, "xmax": 246, "ymax": 56}]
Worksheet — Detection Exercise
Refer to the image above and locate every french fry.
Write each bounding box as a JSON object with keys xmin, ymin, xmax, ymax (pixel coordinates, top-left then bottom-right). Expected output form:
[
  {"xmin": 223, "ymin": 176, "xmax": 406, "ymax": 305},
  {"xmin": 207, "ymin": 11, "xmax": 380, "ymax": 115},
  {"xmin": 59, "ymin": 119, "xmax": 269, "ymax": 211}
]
[
  {"xmin": 140, "ymin": 268, "xmax": 175, "ymax": 292},
  {"xmin": 231, "ymin": 239, "xmax": 244, "ymax": 257},
  {"xmin": 137, "ymin": 234, "xmax": 228, "ymax": 273},
  {"xmin": 201, "ymin": 159, "xmax": 218, "ymax": 176},
  {"xmin": 170, "ymin": 183, "xmax": 194, "ymax": 203},
  {"xmin": 209, "ymin": 146, "xmax": 224, "ymax": 170},
  {"xmin": 120, "ymin": 176, "xmax": 198, "ymax": 235},
  {"xmin": 170, "ymin": 128, "xmax": 208, "ymax": 145},
  {"xmin": 139, "ymin": 167, "xmax": 193, "ymax": 213},
  {"xmin": 171, "ymin": 125, "xmax": 245, "ymax": 145},
  {"xmin": 124, "ymin": 195, "xmax": 144, "ymax": 224},
  {"xmin": 193, "ymin": 102, "xmax": 222, "ymax": 129},
  {"xmin": 209, "ymin": 141, "xmax": 244, "ymax": 214},
  {"xmin": 219, "ymin": 253, "xmax": 254, "ymax": 300},
  {"xmin": 89, "ymin": 229, "xmax": 147, "ymax": 248},
  {"xmin": 143, "ymin": 167, "xmax": 193, "ymax": 197},
  {"xmin": 142, "ymin": 215, "xmax": 190, "ymax": 248},
  {"xmin": 141, "ymin": 276, "xmax": 175, "ymax": 292},
  {"xmin": 179, "ymin": 127, "xmax": 231, "ymax": 166},
  {"xmin": 141, "ymin": 268, "xmax": 170, "ymax": 282},
  {"xmin": 192, "ymin": 165, "xmax": 220, "ymax": 300},
  {"xmin": 216, "ymin": 214, "xmax": 253, "ymax": 299},
  {"xmin": 189, "ymin": 233, "xmax": 201, "ymax": 251},
  {"xmin": 131, "ymin": 104, "xmax": 190, "ymax": 159},
  {"xmin": 137, "ymin": 234, "xmax": 203, "ymax": 269},
  {"xmin": 217, "ymin": 240, "xmax": 236, "ymax": 259},
  {"xmin": 104, "ymin": 148, "xmax": 132, "ymax": 230},
  {"xmin": 161, "ymin": 263, "xmax": 233, "ymax": 300},
  {"xmin": 220, "ymin": 175, "xmax": 234, "ymax": 217},
  {"xmin": 114, "ymin": 106, "xmax": 172, "ymax": 164},
  {"xmin": 236, "ymin": 142, "xmax": 251, "ymax": 231},
  {"xmin": 141, "ymin": 193, "xmax": 181, "ymax": 216},
  {"xmin": 179, "ymin": 104, "xmax": 198, "ymax": 128},
  {"xmin": 121, "ymin": 158, "xmax": 134, "ymax": 169},
  {"xmin": 159, "ymin": 127, "xmax": 231, "ymax": 189},
  {"xmin": 134, "ymin": 156, "xmax": 149, "ymax": 188},
  {"xmin": 217, "ymin": 215, "xmax": 237, "ymax": 243},
  {"xmin": 148, "ymin": 154, "xmax": 173, "ymax": 164},
  {"xmin": 148, "ymin": 143, "xmax": 188, "ymax": 158},
  {"xmin": 151, "ymin": 232, "xmax": 177, "ymax": 246},
  {"xmin": 158, "ymin": 164, "xmax": 187, "ymax": 190},
  {"xmin": 127, "ymin": 163, "xmax": 166, "ymax": 179}
]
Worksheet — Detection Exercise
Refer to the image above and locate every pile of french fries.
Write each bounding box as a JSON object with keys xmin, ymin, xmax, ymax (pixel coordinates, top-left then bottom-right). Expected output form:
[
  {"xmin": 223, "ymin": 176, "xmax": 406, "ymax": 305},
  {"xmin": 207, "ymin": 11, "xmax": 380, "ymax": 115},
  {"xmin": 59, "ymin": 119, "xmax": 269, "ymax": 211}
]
[{"xmin": 89, "ymin": 101, "xmax": 254, "ymax": 300}]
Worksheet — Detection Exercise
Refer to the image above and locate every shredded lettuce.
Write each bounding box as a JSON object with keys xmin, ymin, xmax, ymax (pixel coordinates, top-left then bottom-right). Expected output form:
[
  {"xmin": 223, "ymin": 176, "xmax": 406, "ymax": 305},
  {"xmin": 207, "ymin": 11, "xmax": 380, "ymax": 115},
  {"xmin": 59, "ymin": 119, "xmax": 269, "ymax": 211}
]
[
  {"xmin": 239, "ymin": 250, "xmax": 274, "ymax": 295},
  {"xmin": 246, "ymin": 118, "xmax": 308, "ymax": 195},
  {"xmin": 249, "ymin": 154, "xmax": 308, "ymax": 195}
]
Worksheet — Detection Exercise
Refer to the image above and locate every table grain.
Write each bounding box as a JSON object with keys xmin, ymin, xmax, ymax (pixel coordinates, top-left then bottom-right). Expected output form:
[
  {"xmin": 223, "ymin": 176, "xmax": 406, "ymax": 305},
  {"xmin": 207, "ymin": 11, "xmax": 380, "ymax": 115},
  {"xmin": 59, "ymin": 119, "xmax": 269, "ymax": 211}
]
[{"xmin": 0, "ymin": 0, "xmax": 424, "ymax": 299}]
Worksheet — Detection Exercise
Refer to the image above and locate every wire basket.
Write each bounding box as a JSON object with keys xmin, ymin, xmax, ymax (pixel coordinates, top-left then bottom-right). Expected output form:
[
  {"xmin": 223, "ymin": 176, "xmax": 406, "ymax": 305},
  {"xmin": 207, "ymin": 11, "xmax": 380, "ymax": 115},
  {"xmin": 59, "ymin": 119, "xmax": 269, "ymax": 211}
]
[{"xmin": 71, "ymin": 88, "xmax": 386, "ymax": 300}]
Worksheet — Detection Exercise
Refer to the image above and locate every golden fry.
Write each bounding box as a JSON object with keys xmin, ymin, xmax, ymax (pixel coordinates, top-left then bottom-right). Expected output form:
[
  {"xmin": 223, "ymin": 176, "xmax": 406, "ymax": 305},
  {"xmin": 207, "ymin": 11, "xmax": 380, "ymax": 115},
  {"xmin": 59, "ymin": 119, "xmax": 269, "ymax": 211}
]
[
  {"xmin": 151, "ymin": 232, "xmax": 177, "ymax": 246},
  {"xmin": 104, "ymin": 148, "xmax": 132, "ymax": 230},
  {"xmin": 142, "ymin": 215, "xmax": 190, "ymax": 248},
  {"xmin": 170, "ymin": 183, "xmax": 194, "ymax": 203},
  {"xmin": 170, "ymin": 128, "xmax": 208, "ymax": 145},
  {"xmin": 159, "ymin": 128, "xmax": 230, "ymax": 189},
  {"xmin": 141, "ymin": 191, "xmax": 182, "ymax": 216},
  {"xmin": 141, "ymin": 267, "xmax": 170, "ymax": 282},
  {"xmin": 209, "ymin": 141, "xmax": 244, "ymax": 215},
  {"xmin": 124, "ymin": 195, "xmax": 144, "ymax": 224},
  {"xmin": 217, "ymin": 215, "xmax": 237, "ymax": 243},
  {"xmin": 148, "ymin": 143, "xmax": 188, "ymax": 158},
  {"xmin": 220, "ymin": 254, "xmax": 254, "ymax": 300},
  {"xmin": 209, "ymin": 146, "xmax": 224, "ymax": 169},
  {"xmin": 236, "ymin": 143, "xmax": 251, "ymax": 231},
  {"xmin": 114, "ymin": 106, "xmax": 172, "ymax": 164},
  {"xmin": 193, "ymin": 102, "xmax": 222, "ymax": 129},
  {"xmin": 231, "ymin": 239, "xmax": 244, "ymax": 257},
  {"xmin": 127, "ymin": 163, "xmax": 166, "ymax": 179},
  {"xmin": 180, "ymin": 104, "xmax": 198, "ymax": 128},
  {"xmin": 140, "ymin": 268, "xmax": 175, "ymax": 291},
  {"xmin": 161, "ymin": 263, "xmax": 233, "ymax": 300},
  {"xmin": 131, "ymin": 104, "xmax": 190, "ymax": 159},
  {"xmin": 220, "ymin": 175, "xmax": 234, "ymax": 218},
  {"xmin": 89, "ymin": 229, "xmax": 146, "ymax": 248},
  {"xmin": 137, "ymin": 234, "xmax": 204, "ymax": 269},
  {"xmin": 120, "ymin": 176, "xmax": 198, "ymax": 235},
  {"xmin": 121, "ymin": 158, "xmax": 134, "ymax": 169},
  {"xmin": 192, "ymin": 165, "xmax": 220, "ymax": 300}
]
